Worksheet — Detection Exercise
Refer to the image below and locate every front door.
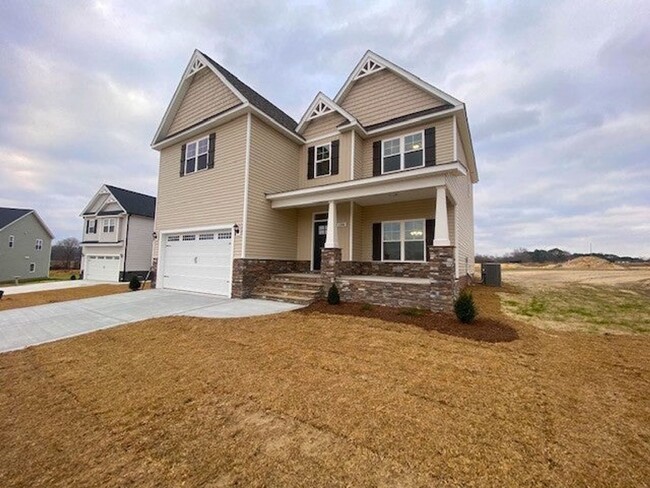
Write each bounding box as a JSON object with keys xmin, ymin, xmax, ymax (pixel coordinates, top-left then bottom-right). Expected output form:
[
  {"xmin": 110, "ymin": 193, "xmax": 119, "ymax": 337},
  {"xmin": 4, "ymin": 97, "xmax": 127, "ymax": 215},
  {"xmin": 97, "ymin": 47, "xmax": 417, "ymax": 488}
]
[{"xmin": 312, "ymin": 220, "xmax": 328, "ymax": 270}]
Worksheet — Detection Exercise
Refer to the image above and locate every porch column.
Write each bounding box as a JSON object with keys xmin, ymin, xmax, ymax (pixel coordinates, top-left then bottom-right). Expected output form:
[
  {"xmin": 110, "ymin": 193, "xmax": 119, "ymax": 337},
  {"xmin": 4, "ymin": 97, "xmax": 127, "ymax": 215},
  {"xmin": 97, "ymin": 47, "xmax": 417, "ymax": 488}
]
[
  {"xmin": 433, "ymin": 186, "xmax": 451, "ymax": 246},
  {"xmin": 324, "ymin": 200, "xmax": 339, "ymax": 248}
]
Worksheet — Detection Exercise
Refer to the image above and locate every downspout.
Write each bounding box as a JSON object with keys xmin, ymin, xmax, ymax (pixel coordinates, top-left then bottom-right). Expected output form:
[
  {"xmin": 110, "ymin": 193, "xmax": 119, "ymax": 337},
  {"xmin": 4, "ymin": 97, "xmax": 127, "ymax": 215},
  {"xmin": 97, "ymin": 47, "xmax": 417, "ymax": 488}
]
[{"xmin": 122, "ymin": 214, "xmax": 130, "ymax": 281}]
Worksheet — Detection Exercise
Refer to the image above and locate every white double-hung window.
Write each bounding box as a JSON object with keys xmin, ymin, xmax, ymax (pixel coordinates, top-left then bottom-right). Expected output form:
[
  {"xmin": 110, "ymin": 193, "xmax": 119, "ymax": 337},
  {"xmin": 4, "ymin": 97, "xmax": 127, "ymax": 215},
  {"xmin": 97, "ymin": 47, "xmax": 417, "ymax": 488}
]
[
  {"xmin": 382, "ymin": 219, "xmax": 426, "ymax": 261},
  {"xmin": 102, "ymin": 218, "xmax": 116, "ymax": 233},
  {"xmin": 35, "ymin": 239, "xmax": 43, "ymax": 251},
  {"xmin": 185, "ymin": 136, "xmax": 209, "ymax": 174},
  {"xmin": 314, "ymin": 143, "xmax": 331, "ymax": 177},
  {"xmin": 382, "ymin": 131, "xmax": 424, "ymax": 173}
]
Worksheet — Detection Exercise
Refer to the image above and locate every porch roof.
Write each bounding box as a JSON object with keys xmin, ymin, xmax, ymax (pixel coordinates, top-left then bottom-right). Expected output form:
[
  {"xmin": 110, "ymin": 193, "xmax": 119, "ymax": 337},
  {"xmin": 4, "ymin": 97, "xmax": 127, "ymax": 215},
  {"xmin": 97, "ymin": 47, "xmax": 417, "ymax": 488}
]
[{"xmin": 266, "ymin": 163, "xmax": 465, "ymax": 209}]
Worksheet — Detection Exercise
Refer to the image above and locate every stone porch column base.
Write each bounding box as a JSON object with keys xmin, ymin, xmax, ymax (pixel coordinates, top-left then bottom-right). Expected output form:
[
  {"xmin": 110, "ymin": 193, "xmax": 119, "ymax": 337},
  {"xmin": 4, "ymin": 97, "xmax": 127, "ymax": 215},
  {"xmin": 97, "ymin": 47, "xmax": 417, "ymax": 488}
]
[{"xmin": 429, "ymin": 245, "xmax": 456, "ymax": 312}]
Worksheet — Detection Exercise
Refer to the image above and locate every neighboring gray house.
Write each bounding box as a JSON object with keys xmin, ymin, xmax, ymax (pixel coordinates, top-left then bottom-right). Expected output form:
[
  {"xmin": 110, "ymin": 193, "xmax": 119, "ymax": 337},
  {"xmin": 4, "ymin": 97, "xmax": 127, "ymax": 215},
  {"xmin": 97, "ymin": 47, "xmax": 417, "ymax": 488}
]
[
  {"xmin": 80, "ymin": 184, "xmax": 156, "ymax": 282},
  {"xmin": 0, "ymin": 208, "xmax": 54, "ymax": 282}
]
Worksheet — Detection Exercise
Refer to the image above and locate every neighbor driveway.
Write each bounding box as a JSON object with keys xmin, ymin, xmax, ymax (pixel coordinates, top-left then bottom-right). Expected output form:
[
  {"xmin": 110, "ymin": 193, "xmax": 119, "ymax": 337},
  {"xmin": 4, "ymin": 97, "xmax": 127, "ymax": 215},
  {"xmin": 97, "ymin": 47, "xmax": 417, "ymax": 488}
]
[
  {"xmin": 0, "ymin": 289, "xmax": 300, "ymax": 353},
  {"xmin": 1, "ymin": 280, "xmax": 118, "ymax": 295}
]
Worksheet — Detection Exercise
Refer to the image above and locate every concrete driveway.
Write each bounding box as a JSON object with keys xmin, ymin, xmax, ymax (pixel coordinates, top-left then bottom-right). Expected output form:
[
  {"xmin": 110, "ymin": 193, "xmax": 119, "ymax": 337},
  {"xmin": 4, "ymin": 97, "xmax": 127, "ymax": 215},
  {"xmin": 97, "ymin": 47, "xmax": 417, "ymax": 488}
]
[
  {"xmin": 1, "ymin": 280, "xmax": 118, "ymax": 295},
  {"xmin": 0, "ymin": 289, "xmax": 301, "ymax": 353}
]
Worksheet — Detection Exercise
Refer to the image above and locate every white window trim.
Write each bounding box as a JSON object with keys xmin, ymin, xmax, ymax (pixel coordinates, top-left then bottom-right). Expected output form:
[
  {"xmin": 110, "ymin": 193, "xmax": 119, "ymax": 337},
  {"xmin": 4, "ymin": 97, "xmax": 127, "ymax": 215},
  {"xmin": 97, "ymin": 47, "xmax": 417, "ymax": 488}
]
[
  {"xmin": 9, "ymin": 235, "xmax": 14, "ymax": 248},
  {"xmin": 86, "ymin": 219, "xmax": 97, "ymax": 234},
  {"xmin": 29, "ymin": 262, "xmax": 36, "ymax": 273},
  {"xmin": 381, "ymin": 219, "xmax": 426, "ymax": 262},
  {"xmin": 102, "ymin": 218, "xmax": 116, "ymax": 233},
  {"xmin": 35, "ymin": 239, "xmax": 43, "ymax": 251},
  {"xmin": 381, "ymin": 130, "xmax": 425, "ymax": 175},
  {"xmin": 185, "ymin": 136, "xmax": 210, "ymax": 175},
  {"xmin": 314, "ymin": 142, "xmax": 332, "ymax": 178}
]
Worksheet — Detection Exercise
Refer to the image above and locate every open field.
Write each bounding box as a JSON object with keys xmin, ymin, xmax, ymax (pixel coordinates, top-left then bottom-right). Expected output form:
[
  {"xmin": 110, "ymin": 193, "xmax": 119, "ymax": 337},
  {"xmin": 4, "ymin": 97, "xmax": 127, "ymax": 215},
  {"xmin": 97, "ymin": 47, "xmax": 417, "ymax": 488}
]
[
  {"xmin": 1, "ymin": 286, "xmax": 648, "ymax": 486},
  {"xmin": 0, "ymin": 284, "xmax": 129, "ymax": 311},
  {"xmin": 498, "ymin": 267, "xmax": 650, "ymax": 334}
]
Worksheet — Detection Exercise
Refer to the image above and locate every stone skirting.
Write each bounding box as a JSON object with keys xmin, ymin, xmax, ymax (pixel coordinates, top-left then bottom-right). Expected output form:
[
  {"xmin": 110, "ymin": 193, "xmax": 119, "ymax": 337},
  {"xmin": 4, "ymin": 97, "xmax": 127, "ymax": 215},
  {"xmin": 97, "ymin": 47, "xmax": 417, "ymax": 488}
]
[
  {"xmin": 337, "ymin": 277, "xmax": 430, "ymax": 309},
  {"xmin": 232, "ymin": 258, "xmax": 310, "ymax": 298},
  {"xmin": 429, "ymin": 246, "xmax": 456, "ymax": 312},
  {"xmin": 338, "ymin": 261, "xmax": 429, "ymax": 278},
  {"xmin": 320, "ymin": 248, "xmax": 342, "ymax": 287}
]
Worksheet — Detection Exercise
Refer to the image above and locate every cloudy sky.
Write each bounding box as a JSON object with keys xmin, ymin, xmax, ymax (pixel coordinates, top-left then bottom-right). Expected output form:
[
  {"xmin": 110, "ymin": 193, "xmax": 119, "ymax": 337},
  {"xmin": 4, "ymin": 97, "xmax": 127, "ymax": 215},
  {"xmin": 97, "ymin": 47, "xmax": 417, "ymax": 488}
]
[{"xmin": 1, "ymin": 0, "xmax": 648, "ymax": 257}]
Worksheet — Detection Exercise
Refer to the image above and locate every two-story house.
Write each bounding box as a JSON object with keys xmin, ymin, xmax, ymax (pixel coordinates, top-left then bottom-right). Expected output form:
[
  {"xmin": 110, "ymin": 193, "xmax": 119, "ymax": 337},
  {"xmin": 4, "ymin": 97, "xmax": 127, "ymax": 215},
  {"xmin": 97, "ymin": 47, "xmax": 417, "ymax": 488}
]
[
  {"xmin": 0, "ymin": 208, "xmax": 54, "ymax": 282},
  {"xmin": 80, "ymin": 185, "xmax": 156, "ymax": 282},
  {"xmin": 151, "ymin": 50, "xmax": 477, "ymax": 311}
]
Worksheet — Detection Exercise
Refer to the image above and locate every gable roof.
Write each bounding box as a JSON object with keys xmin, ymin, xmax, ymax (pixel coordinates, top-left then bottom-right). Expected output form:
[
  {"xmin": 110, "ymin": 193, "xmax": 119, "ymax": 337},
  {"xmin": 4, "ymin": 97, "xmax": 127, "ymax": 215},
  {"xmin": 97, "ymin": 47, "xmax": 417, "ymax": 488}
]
[
  {"xmin": 0, "ymin": 207, "xmax": 54, "ymax": 238},
  {"xmin": 296, "ymin": 92, "xmax": 358, "ymax": 134},
  {"xmin": 104, "ymin": 185, "xmax": 156, "ymax": 218},
  {"xmin": 334, "ymin": 50, "xmax": 463, "ymax": 107},
  {"xmin": 152, "ymin": 50, "xmax": 300, "ymax": 147}
]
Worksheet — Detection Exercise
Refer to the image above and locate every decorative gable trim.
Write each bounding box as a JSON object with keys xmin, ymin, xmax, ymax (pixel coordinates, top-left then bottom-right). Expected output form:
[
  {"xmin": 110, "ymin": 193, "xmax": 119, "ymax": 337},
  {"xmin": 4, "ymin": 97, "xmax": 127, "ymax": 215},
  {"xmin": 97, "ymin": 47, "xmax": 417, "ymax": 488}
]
[
  {"xmin": 80, "ymin": 185, "xmax": 127, "ymax": 217},
  {"xmin": 296, "ymin": 92, "xmax": 358, "ymax": 134},
  {"xmin": 334, "ymin": 50, "xmax": 463, "ymax": 108},
  {"xmin": 151, "ymin": 50, "xmax": 248, "ymax": 146}
]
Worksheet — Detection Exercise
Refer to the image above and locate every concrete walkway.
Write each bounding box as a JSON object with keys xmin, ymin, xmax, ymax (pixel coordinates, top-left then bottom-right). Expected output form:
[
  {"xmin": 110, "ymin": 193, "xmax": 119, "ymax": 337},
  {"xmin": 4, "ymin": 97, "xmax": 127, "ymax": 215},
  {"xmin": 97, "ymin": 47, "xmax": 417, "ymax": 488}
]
[
  {"xmin": 1, "ymin": 280, "xmax": 118, "ymax": 296},
  {"xmin": 0, "ymin": 289, "xmax": 301, "ymax": 353}
]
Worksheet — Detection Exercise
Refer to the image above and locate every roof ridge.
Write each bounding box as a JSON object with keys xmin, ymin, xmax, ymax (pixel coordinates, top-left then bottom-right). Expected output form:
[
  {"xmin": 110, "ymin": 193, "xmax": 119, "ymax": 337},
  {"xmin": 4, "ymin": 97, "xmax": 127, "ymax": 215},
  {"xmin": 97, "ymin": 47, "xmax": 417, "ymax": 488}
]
[
  {"xmin": 0, "ymin": 206, "xmax": 33, "ymax": 212},
  {"xmin": 105, "ymin": 184, "xmax": 156, "ymax": 199}
]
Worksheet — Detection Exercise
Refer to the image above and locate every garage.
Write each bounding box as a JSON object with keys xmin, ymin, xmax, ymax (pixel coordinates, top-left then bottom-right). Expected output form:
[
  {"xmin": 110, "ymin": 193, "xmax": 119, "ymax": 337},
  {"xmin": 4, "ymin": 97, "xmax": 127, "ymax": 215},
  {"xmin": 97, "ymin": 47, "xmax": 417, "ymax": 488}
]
[
  {"xmin": 160, "ymin": 229, "xmax": 232, "ymax": 296},
  {"xmin": 84, "ymin": 255, "xmax": 121, "ymax": 282}
]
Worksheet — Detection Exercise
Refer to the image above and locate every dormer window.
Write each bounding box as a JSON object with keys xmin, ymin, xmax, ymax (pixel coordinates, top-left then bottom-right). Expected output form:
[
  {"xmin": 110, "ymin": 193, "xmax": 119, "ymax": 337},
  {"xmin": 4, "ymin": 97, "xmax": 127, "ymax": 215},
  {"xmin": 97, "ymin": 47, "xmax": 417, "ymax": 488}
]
[
  {"xmin": 382, "ymin": 131, "xmax": 424, "ymax": 174},
  {"xmin": 185, "ymin": 136, "xmax": 209, "ymax": 174},
  {"xmin": 315, "ymin": 143, "xmax": 331, "ymax": 177}
]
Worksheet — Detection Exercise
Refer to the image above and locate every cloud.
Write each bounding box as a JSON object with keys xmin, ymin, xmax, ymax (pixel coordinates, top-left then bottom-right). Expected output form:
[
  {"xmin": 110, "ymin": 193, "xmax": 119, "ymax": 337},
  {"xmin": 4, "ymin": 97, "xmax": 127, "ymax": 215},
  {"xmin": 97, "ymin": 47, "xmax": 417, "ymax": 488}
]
[{"xmin": 0, "ymin": 0, "xmax": 648, "ymax": 257}]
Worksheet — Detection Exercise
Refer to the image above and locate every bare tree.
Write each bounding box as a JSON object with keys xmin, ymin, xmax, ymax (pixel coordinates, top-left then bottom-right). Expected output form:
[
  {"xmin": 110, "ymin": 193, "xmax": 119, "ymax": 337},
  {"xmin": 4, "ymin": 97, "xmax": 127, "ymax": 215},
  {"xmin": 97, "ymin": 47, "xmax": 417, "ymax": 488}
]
[{"xmin": 52, "ymin": 237, "xmax": 81, "ymax": 269}]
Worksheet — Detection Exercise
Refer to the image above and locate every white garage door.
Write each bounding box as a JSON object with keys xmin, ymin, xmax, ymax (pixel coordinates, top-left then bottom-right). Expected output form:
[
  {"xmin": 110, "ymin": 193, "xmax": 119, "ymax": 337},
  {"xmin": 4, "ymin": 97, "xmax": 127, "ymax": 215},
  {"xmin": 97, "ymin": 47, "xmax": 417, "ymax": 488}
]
[
  {"xmin": 161, "ymin": 229, "xmax": 232, "ymax": 296},
  {"xmin": 85, "ymin": 255, "xmax": 120, "ymax": 282}
]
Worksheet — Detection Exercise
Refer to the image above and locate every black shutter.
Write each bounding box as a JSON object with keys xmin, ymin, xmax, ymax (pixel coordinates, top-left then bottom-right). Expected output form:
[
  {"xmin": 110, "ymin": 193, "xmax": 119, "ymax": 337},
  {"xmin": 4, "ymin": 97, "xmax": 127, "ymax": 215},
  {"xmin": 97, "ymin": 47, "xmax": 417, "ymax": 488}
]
[
  {"xmin": 307, "ymin": 146, "xmax": 315, "ymax": 179},
  {"xmin": 207, "ymin": 133, "xmax": 216, "ymax": 169},
  {"xmin": 424, "ymin": 127, "xmax": 436, "ymax": 166},
  {"xmin": 179, "ymin": 143, "xmax": 187, "ymax": 177},
  {"xmin": 425, "ymin": 219, "xmax": 435, "ymax": 260},
  {"xmin": 330, "ymin": 140, "xmax": 339, "ymax": 175},
  {"xmin": 372, "ymin": 223, "xmax": 382, "ymax": 261},
  {"xmin": 372, "ymin": 141, "xmax": 382, "ymax": 176}
]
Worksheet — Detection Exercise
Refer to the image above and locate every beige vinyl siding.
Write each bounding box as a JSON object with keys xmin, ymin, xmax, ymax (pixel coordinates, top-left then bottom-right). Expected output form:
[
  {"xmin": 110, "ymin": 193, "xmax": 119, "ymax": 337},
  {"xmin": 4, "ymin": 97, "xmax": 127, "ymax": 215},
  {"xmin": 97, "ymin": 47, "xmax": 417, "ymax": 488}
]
[
  {"xmin": 302, "ymin": 112, "xmax": 346, "ymax": 140},
  {"xmin": 339, "ymin": 70, "xmax": 446, "ymax": 127},
  {"xmin": 446, "ymin": 173, "xmax": 474, "ymax": 278},
  {"xmin": 351, "ymin": 201, "xmax": 362, "ymax": 260},
  {"xmin": 246, "ymin": 115, "xmax": 301, "ymax": 259},
  {"xmin": 359, "ymin": 117, "xmax": 455, "ymax": 178},
  {"xmin": 353, "ymin": 131, "xmax": 364, "ymax": 180},
  {"xmin": 168, "ymin": 69, "xmax": 241, "ymax": 136},
  {"xmin": 358, "ymin": 199, "xmax": 435, "ymax": 261},
  {"xmin": 124, "ymin": 215, "xmax": 154, "ymax": 271},
  {"xmin": 299, "ymin": 131, "xmax": 352, "ymax": 188},
  {"xmin": 457, "ymin": 124, "xmax": 469, "ymax": 171},
  {"xmin": 296, "ymin": 203, "xmax": 351, "ymax": 266},
  {"xmin": 155, "ymin": 115, "xmax": 247, "ymax": 258}
]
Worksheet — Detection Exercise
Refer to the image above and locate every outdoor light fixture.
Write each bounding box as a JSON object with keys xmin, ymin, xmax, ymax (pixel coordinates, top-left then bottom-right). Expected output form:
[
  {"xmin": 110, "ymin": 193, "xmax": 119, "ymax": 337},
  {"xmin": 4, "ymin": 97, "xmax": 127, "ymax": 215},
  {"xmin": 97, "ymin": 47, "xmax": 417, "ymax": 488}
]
[
  {"xmin": 152, "ymin": 232, "xmax": 157, "ymax": 239},
  {"xmin": 233, "ymin": 224, "xmax": 240, "ymax": 235}
]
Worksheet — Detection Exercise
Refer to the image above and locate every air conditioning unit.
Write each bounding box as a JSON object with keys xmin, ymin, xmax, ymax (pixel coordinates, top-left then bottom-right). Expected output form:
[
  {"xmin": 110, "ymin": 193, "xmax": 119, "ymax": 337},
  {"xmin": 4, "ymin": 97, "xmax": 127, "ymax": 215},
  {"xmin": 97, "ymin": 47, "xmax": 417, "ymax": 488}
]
[{"xmin": 481, "ymin": 263, "xmax": 502, "ymax": 287}]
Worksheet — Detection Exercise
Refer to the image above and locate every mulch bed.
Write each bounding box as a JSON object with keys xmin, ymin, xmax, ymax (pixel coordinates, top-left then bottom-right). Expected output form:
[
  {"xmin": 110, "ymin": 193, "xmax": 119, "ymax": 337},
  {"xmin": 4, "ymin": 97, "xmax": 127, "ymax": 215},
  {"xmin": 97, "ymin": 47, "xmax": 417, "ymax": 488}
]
[{"xmin": 299, "ymin": 300, "xmax": 519, "ymax": 343}]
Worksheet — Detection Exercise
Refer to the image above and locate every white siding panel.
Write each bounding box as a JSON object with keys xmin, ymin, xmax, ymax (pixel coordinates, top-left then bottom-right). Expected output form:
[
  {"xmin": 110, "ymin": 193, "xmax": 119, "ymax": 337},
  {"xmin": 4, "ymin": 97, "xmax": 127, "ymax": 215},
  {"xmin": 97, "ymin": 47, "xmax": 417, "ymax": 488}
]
[{"xmin": 125, "ymin": 215, "xmax": 155, "ymax": 272}]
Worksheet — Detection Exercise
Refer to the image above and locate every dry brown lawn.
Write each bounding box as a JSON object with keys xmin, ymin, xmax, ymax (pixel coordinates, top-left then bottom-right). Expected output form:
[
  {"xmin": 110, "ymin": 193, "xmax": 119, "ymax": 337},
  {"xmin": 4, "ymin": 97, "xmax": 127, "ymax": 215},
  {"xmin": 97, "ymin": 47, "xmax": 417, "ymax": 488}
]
[
  {"xmin": 0, "ymin": 285, "xmax": 129, "ymax": 311},
  {"xmin": 0, "ymin": 286, "xmax": 649, "ymax": 487}
]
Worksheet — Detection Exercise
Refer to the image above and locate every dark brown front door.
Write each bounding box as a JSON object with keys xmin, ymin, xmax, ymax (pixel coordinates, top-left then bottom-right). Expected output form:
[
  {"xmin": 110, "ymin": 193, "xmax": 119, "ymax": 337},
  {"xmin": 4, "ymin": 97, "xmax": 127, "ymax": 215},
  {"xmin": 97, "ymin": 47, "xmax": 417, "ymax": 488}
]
[{"xmin": 313, "ymin": 220, "xmax": 328, "ymax": 270}]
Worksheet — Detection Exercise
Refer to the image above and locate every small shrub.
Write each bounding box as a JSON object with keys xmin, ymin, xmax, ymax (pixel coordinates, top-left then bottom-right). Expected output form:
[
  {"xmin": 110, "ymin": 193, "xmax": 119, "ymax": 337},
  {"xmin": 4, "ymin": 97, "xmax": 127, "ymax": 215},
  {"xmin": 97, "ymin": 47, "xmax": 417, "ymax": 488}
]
[
  {"xmin": 399, "ymin": 308, "xmax": 426, "ymax": 317},
  {"xmin": 361, "ymin": 303, "xmax": 373, "ymax": 312},
  {"xmin": 129, "ymin": 275, "xmax": 142, "ymax": 291},
  {"xmin": 454, "ymin": 291, "xmax": 477, "ymax": 324},
  {"xmin": 327, "ymin": 283, "xmax": 340, "ymax": 305},
  {"xmin": 70, "ymin": 274, "xmax": 77, "ymax": 280}
]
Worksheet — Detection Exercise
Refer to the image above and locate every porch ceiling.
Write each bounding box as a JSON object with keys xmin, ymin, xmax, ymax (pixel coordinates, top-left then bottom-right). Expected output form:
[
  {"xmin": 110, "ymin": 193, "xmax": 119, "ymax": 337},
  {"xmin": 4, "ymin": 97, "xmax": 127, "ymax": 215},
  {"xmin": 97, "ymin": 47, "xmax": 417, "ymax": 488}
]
[{"xmin": 267, "ymin": 163, "xmax": 465, "ymax": 209}]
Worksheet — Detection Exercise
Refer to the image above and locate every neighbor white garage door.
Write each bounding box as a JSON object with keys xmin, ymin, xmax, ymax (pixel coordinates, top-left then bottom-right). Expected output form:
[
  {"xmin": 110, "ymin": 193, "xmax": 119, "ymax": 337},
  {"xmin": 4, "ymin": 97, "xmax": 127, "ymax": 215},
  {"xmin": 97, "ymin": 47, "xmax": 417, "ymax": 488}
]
[
  {"xmin": 85, "ymin": 255, "xmax": 120, "ymax": 282},
  {"xmin": 161, "ymin": 229, "xmax": 232, "ymax": 296}
]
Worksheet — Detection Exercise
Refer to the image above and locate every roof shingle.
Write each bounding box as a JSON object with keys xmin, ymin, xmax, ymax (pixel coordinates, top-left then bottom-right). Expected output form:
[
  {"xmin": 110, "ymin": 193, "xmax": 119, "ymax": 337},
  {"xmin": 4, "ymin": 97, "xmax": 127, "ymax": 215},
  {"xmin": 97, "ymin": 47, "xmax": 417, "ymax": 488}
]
[
  {"xmin": 105, "ymin": 185, "xmax": 156, "ymax": 219},
  {"xmin": 0, "ymin": 208, "xmax": 32, "ymax": 230}
]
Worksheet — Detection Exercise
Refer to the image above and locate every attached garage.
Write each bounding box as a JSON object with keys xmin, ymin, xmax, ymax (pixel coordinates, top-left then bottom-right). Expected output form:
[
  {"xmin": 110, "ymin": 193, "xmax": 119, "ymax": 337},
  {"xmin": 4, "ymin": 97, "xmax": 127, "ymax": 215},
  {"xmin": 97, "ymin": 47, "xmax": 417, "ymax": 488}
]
[
  {"xmin": 84, "ymin": 255, "xmax": 121, "ymax": 282},
  {"xmin": 160, "ymin": 229, "xmax": 233, "ymax": 296}
]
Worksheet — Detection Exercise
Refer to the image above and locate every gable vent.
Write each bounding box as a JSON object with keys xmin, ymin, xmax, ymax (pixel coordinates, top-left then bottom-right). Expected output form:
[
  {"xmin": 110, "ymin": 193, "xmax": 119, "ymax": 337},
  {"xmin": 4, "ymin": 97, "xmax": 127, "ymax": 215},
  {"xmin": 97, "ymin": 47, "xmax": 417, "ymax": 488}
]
[
  {"xmin": 355, "ymin": 58, "xmax": 384, "ymax": 80},
  {"xmin": 187, "ymin": 58, "xmax": 205, "ymax": 77},
  {"xmin": 307, "ymin": 101, "xmax": 334, "ymax": 120}
]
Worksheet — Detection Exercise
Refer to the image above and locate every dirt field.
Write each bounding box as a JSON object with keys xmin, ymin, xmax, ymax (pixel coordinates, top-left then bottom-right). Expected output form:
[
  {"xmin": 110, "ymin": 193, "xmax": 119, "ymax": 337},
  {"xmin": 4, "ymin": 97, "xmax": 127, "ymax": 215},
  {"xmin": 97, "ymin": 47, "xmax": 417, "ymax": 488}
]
[
  {"xmin": 0, "ymin": 286, "xmax": 648, "ymax": 487},
  {"xmin": 497, "ymin": 267, "xmax": 650, "ymax": 334},
  {"xmin": 0, "ymin": 285, "xmax": 129, "ymax": 311}
]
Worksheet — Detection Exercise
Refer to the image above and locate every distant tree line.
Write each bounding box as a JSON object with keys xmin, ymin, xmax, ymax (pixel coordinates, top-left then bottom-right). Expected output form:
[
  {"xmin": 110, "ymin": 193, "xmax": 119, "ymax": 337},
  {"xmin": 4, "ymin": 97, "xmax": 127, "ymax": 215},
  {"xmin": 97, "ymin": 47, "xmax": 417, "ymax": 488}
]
[
  {"xmin": 50, "ymin": 237, "xmax": 82, "ymax": 269},
  {"xmin": 475, "ymin": 248, "xmax": 648, "ymax": 264}
]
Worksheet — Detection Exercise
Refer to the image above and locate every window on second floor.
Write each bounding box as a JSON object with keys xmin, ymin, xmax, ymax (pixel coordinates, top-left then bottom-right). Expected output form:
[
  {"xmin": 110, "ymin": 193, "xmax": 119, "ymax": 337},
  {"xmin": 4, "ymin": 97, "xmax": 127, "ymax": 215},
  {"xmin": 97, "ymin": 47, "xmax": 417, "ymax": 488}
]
[
  {"xmin": 102, "ymin": 218, "xmax": 116, "ymax": 233},
  {"xmin": 86, "ymin": 219, "xmax": 97, "ymax": 234},
  {"xmin": 382, "ymin": 131, "xmax": 424, "ymax": 174},
  {"xmin": 185, "ymin": 136, "xmax": 209, "ymax": 174},
  {"xmin": 315, "ymin": 143, "xmax": 331, "ymax": 177},
  {"xmin": 35, "ymin": 239, "xmax": 43, "ymax": 251},
  {"xmin": 8, "ymin": 235, "xmax": 14, "ymax": 248}
]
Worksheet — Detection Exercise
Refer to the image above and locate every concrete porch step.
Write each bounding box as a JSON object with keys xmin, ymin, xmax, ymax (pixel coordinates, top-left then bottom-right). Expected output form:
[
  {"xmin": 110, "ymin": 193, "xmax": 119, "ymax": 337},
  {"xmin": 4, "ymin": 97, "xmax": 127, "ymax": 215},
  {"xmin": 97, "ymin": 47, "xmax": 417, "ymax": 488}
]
[
  {"xmin": 256, "ymin": 285, "xmax": 322, "ymax": 298},
  {"xmin": 251, "ymin": 292, "xmax": 316, "ymax": 305},
  {"xmin": 270, "ymin": 273, "xmax": 322, "ymax": 284},
  {"xmin": 262, "ymin": 279, "xmax": 323, "ymax": 291}
]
